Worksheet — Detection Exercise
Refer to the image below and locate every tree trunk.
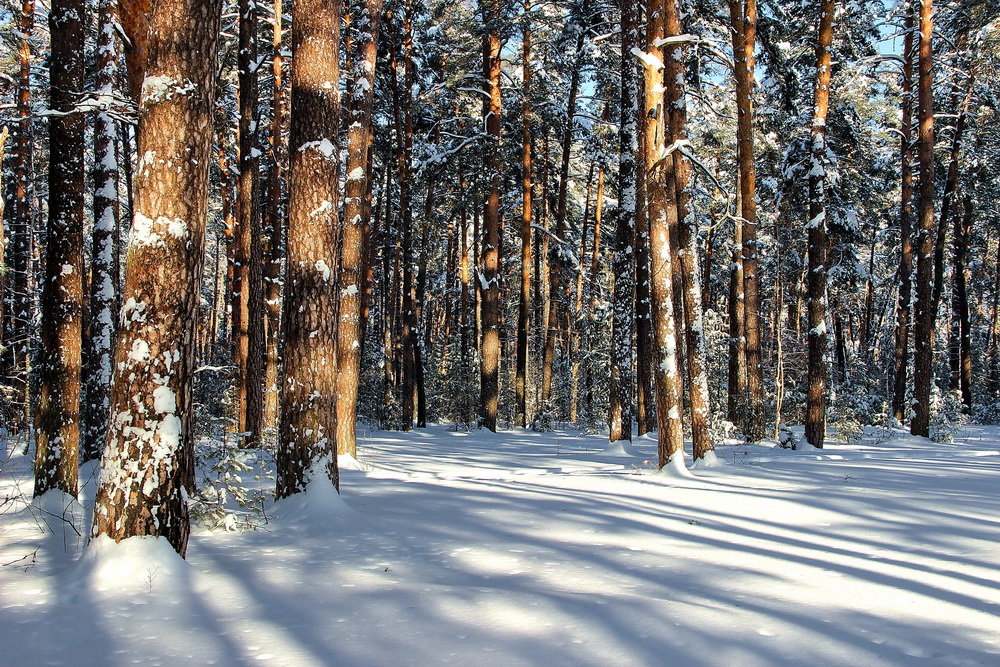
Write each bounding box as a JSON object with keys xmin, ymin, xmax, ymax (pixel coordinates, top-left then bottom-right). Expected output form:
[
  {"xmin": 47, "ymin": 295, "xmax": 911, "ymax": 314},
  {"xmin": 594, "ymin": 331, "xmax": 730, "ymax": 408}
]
[
  {"xmin": 82, "ymin": 0, "xmax": 122, "ymax": 463},
  {"xmin": 262, "ymin": 0, "xmax": 288, "ymax": 433},
  {"xmin": 642, "ymin": 0, "xmax": 685, "ymax": 467},
  {"xmin": 910, "ymin": 0, "xmax": 936, "ymax": 438},
  {"xmin": 275, "ymin": 0, "xmax": 343, "ymax": 497},
  {"xmin": 480, "ymin": 0, "xmax": 503, "ymax": 432},
  {"xmin": 232, "ymin": 0, "xmax": 264, "ymax": 446},
  {"xmin": 2, "ymin": 0, "xmax": 36, "ymax": 433},
  {"xmin": 515, "ymin": 7, "xmax": 532, "ymax": 428},
  {"xmin": 804, "ymin": 0, "xmax": 835, "ymax": 449},
  {"xmin": 540, "ymin": 22, "xmax": 587, "ymax": 416},
  {"xmin": 727, "ymin": 0, "xmax": 764, "ymax": 441},
  {"xmin": 336, "ymin": 0, "xmax": 383, "ymax": 456},
  {"xmin": 92, "ymin": 0, "xmax": 222, "ymax": 555},
  {"xmin": 609, "ymin": 0, "xmax": 639, "ymax": 443},
  {"xmin": 949, "ymin": 198, "xmax": 972, "ymax": 408},
  {"xmin": 36, "ymin": 0, "xmax": 86, "ymax": 497},
  {"xmin": 664, "ymin": 0, "xmax": 713, "ymax": 461}
]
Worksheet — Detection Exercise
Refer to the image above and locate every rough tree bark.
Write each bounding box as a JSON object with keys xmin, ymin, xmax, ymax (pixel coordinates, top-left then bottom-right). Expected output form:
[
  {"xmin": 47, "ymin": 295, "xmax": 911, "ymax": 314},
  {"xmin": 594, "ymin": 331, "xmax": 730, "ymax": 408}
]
[
  {"xmin": 804, "ymin": 0, "xmax": 835, "ymax": 449},
  {"xmin": 910, "ymin": 0, "xmax": 936, "ymax": 438},
  {"xmin": 82, "ymin": 0, "xmax": 122, "ymax": 462},
  {"xmin": 336, "ymin": 0, "xmax": 383, "ymax": 456},
  {"xmin": 642, "ymin": 0, "xmax": 685, "ymax": 467},
  {"xmin": 275, "ymin": 0, "xmax": 343, "ymax": 496},
  {"xmin": 891, "ymin": 9, "xmax": 915, "ymax": 423},
  {"xmin": 92, "ymin": 0, "xmax": 223, "ymax": 555},
  {"xmin": 35, "ymin": 0, "xmax": 86, "ymax": 497},
  {"xmin": 480, "ymin": 0, "xmax": 502, "ymax": 432},
  {"xmin": 608, "ymin": 0, "xmax": 639, "ymax": 444},
  {"xmin": 231, "ymin": 0, "xmax": 265, "ymax": 446},
  {"xmin": 1, "ymin": 0, "xmax": 36, "ymax": 432},
  {"xmin": 515, "ymin": 4, "xmax": 532, "ymax": 428},
  {"xmin": 664, "ymin": 3, "xmax": 713, "ymax": 461}
]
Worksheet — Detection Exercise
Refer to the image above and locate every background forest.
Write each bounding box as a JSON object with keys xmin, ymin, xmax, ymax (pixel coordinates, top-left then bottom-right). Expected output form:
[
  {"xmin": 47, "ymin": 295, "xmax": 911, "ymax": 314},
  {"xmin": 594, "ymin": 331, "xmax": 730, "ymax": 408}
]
[{"xmin": 1, "ymin": 0, "xmax": 999, "ymax": 553}]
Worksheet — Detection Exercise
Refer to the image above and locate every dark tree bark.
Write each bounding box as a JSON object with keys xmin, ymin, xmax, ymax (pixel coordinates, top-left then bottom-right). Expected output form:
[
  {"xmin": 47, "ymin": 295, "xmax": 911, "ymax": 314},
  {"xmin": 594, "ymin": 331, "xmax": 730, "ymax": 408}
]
[
  {"xmin": 276, "ymin": 0, "xmax": 343, "ymax": 496},
  {"xmin": 910, "ymin": 0, "xmax": 936, "ymax": 438},
  {"xmin": 891, "ymin": 9, "xmax": 914, "ymax": 423},
  {"xmin": 608, "ymin": 0, "xmax": 639, "ymax": 444},
  {"xmin": 1, "ymin": 0, "xmax": 36, "ymax": 432},
  {"xmin": 36, "ymin": 0, "xmax": 86, "ymax": 497},
  {"xmin": 92, "ymin": 0, "xmax": 223, "ymax": 555},
  {"xmin": 804, "ymin": 0, "xmax": 835, "ymax": 448},
  {"xmin": 82, "ymin": 0, "xmax": 122, "ymax": 463},
  {"xmin": 231, "ymin": 0, "xmax": 265, "ymax": 446},
  {"xmin": 263, "ymin": 0, "xmax": 287, "ymax": 432}
]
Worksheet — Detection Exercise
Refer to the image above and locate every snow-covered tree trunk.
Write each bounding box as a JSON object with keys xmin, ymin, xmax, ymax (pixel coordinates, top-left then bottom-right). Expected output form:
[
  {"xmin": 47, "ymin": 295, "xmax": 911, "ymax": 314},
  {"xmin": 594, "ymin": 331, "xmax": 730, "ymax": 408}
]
[
  {"xmin": 910, "ymin": 0, "xmax": 936, "ymax": 438},
  {"xmin": 276, "ymin": 0, "xmax": 343, "ymax": 496},
  {"xmin": 727, "ymin": 0, "xmax": 764, "ymax": 441},
  {"xmin": 949, "ymin": 197, "xmax": 972, "ymax": 408},
  {"xmin": 804, "ymin": 0, "xmax": 835, "ymax": 449},
  {"xmin": 336, "ymin": 0, "xmax": 383, "ymax": 456},
  {"xmin": 891, "ymin": 5, "xmax": 915, "ymax": 423},
  {"xmin": 608, "ymin": 0, "xmax": 639, "ymax": 444},
  {"xmin": 641, "ymin": 0, "xmax": 685, "ymax": 467},
  {"xmin": 664, "ymin": 0, "xmax": 713, "ymax": 461},
  {"xmin": 232, "ymin": 0, "xmax": 265, "ymax": 446},
  {"xmin": 36, "ymin": 0, "xmax": 86, "ymax": 497},
  {"xmin": 82, "ymin": 0, "xmax": 121, "ymax": 463},
  {"xmin": 92, "ymin": 0, "xmax": 223, "ymax": 555},
  {"xmin": 479, "ymin": 0, "xmax": 503, "ymax": 432}
]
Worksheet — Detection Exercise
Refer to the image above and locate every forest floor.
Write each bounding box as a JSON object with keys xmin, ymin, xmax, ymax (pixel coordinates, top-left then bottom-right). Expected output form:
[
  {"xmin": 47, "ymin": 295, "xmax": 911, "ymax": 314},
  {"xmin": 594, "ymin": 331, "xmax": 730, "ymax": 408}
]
[{"xmin": 2, "ymin": 422, "xmax": 999, "ymax": 666}]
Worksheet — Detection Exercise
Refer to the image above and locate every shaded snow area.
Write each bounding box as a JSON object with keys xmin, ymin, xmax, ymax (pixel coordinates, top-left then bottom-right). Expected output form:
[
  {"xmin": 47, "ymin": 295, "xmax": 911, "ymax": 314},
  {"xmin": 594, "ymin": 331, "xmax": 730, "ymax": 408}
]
[{"xmin": 3, "ymin": 425, "xmax": 1000, "ymax": 665}]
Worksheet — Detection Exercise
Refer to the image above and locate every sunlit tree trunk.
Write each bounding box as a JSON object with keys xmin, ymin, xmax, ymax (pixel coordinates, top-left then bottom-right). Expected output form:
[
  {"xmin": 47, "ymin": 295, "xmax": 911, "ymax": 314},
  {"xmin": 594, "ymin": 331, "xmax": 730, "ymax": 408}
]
[
  {"xmin": 276, "ymin": 0, "xmax": 343, "ymax": 496},
  {"xmin": 642, "ymin": 0, "xmax": 684, "ymax": 467},
  {"xmin": 480, "ymin": 0, "xmax": 503, "ymax": 432},
  {"xmin": 803, "ymin": 0, "xmax": 835, "ymax": 449},
  {"xmin": 664, "ymin": 3, "xmax": 713, "ymax": 461},
  {"xmin": 910, "ymin": 0, "xmax": 936, "ymax": 438},
  {"xmin": 515, "ymin": 5, "xmax": 532, "ymax": 428},
  {"xmin": 336, "ymin": 0, "xmax": 383, "ymax": 455},
  {"xmin": 92, "ymin": 0, "xmax": 222, "ymax": 555}
]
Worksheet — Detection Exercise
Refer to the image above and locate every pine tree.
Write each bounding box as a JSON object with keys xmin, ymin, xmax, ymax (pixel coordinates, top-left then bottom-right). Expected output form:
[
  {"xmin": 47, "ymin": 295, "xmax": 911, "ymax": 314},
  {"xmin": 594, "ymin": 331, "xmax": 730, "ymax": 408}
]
[
  {"xmin": 35, "ymin": 0, "xmax": 86, "ymax": 498},
  {"xmin": 92, "ymin": 0, "xmax": 224, "ymax": 555},
  {"xmin": 275, "ymin": 0, "xmax": 343, "ymax": 496}
]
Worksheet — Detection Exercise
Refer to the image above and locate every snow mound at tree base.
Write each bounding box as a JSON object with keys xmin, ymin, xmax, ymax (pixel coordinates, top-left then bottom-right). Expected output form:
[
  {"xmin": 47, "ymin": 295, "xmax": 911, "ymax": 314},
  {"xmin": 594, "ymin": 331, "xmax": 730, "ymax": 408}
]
[
  {"xmin": 271, "ymin": 476, "xmax": 359, "ymax": 529},
  {"xmin": 651, "ymin": 455, "xmax": 696, "ymax": 479},
  {"xmin": 79, "ymin": 535, "xmax": 189, "ymax": 598},
  {"xmin": 691, "ymin": 450, "xmax": 724, "ymax": 468},
  {"xmin": 597, "ymin": 441, "xmax": 638, "ymax": 457}
]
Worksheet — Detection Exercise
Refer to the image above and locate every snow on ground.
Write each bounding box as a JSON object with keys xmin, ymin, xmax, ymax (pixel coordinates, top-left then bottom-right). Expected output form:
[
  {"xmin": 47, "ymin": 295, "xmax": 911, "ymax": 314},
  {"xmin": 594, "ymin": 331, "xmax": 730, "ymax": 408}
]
[{"xmin": 2, "ymin": 424, "xmax": 999, "ymax": 666}]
